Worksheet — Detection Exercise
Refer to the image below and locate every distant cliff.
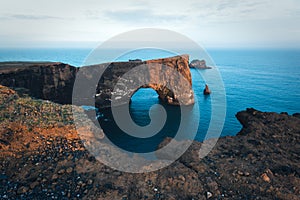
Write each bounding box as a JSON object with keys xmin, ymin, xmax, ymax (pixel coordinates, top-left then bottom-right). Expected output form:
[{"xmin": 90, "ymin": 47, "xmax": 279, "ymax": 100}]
[
  {"xmin": 0, "ymin": 55, "xmax": 194, "ymax": 108},
  {"xmin": 0, "ymin": 62, "xmax": 77, "ymax": 104}
]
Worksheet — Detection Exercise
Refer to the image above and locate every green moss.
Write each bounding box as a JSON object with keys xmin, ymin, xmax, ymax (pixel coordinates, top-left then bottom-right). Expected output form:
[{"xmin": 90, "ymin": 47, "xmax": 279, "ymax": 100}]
[{"xmin": 0, "ymin": 90, "xmax": 75, "ymax": 128}]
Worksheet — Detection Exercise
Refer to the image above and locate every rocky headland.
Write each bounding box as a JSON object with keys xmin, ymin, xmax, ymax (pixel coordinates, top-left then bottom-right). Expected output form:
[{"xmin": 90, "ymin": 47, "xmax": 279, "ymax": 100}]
[
  {"xmin": 0, "ymin": 85, "xmax": 299, "ymax": 199},
  {"xmin": 0, "ymin": 55, "xmax": 194, "ymax": 108},
  {"xmin": 0, "ymin": 56, "xmax": 299, "ymax": 199},
  {"xmin": 0, "ymin": 62, "xmax": 77, "ymax": 104}
]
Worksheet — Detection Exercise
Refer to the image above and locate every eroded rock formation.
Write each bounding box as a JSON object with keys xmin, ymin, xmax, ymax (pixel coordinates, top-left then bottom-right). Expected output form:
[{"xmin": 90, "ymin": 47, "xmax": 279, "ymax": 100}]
[
  {"xmin": 0, "ymin": 62, "xmax": 77, "ymax": 104},
  {"xmin": 0, "ymin": 55, "xmax": 194, "ymax": 108},
  {"xmin": 91, "ymin": 54, "xmax": 193, "ymax": 108}
]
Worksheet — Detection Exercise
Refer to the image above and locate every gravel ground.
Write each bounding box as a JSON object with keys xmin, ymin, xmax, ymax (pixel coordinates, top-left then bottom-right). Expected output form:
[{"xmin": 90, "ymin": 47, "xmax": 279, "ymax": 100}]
[{"xmin": 0, "ymin": 85, "xmax": 299, "ymax": 200}]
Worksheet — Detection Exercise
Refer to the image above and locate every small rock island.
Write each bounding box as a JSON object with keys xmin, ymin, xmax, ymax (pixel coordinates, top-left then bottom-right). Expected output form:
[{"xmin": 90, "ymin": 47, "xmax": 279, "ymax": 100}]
[
  {"xmin": 189, "ymin": 59, "xmax": 212, "ymax": 69},
  {"xmin": 203, "ymin": 84, "xmax": 211, "ymax": 95}
]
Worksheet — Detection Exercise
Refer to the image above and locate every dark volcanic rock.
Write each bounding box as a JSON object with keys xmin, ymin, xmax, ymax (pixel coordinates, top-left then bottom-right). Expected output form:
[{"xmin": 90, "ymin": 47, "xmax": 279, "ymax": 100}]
[
  {"xmin": 84, "ymin": 54, "xmax": 193, "ymax": 108},
  {"xmin": 189, "ymin": 59, "xmax": 212, "ymax": 69},
  {"xmin": 0, "ymin": 62, "xmax": 77, "ymax": 104},
  {"xmin": 0, "ymin": 55, "xmax": 194, "ymax": 108},
  {"xmin": 0, "ymin": 86, "xmax": 299, "ymax": 199},
  {"xmin": 129, "ymin": 59, "xmax": 142, "ymax": 62},
  {"xmin": 293, "ymin": 113, "xmax": 300, "ymax": 119},
  {"xmin": 203, "ymin": 84, "xmax": 211, "ymax": 95}
]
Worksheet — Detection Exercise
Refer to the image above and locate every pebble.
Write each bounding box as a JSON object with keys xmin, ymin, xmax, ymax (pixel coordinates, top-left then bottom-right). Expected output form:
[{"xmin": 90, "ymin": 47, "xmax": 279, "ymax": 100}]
[
  {"xmin": 66, "ymin": 167, "xmax": 73, "ymax": 173},
  {"xmin": 206, "ymin": 191, "xmax": 213, "ymax": 199},
  {"xmin": 265, "ymin": 169, "xmax": 273, "ymax": 176},
  {"xmin": 67, "ymin": 155, "xmax": 73, "ymax": 160},
  {"xmin": 17, "ymin": 186, "xmax": 29, "ymax": 194},
  {"xmin": 87, "ymin": 179, "xmax": 93, "ymax": 185},
  {"xmin": 52, "ymin": 174, "xmax": 58, "ymax": 180},
  {"xmin": 261, "ymin": 173, "xmax": 271, "ymax": 183},
  {"xmin": 58, "ymin": 169, "xmax": 65, "ymax": 174},
  {"xmin": 178, "ymin": 175, "xmax": 185, "ymax": 182},
  {"xmin": 30, "ymin": 181, "xmax": 39, "ymax": 189}
]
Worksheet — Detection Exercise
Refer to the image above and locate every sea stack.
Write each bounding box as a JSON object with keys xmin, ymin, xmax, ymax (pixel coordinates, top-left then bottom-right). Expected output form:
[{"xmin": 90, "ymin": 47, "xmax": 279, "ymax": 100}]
[
  {"xmin": 203, "ymin": 84, "xmax": 211, "ymax": 95},
  {"xmin": 189, "ymin": 59, "xmax": 212, "ymax": 69}
]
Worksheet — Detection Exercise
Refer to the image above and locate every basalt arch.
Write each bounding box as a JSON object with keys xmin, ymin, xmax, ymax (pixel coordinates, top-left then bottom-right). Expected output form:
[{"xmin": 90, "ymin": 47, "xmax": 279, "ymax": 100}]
[
  {"xmin": 95, "ymin": 54, "xmax": 194, "ymax": 108},
  {"xmin": 0, "ymin": 55, "xmax": 194, "ymax": 109},
  {"xmin": 130, "ymin": 84, "xmax": 182, "ymax": 106}
]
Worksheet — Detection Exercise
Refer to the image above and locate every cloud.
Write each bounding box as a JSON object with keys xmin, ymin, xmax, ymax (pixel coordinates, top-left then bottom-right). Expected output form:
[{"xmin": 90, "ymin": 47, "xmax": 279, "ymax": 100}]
[
  {"xmin": 216, "ymin": 0, "xmax": 263, "ymax": 11},
  {"xmin": 99, "ymin": 8, "xmax": 186, "ymax": 24},
  {"xmin": 217, "ymin": 0, "xmax": 238, "ymax": 11},
  {"xmin": 0, "ymin": 0, "xmax": 299, "ymax": 48},
  {"xmin": 0, "ymin": 14, "xmax": 61, "ymax": 20}
]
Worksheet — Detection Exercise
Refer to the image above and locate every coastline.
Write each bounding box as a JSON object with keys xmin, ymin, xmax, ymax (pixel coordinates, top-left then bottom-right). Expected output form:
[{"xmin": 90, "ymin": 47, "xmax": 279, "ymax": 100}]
[
  {"xmin": 0, "ymin": 85, "xmax": 299, "ymax": 199},
  {"xmin": 0, "ymin": 55, "xmax": 194, "ymax": 109}
]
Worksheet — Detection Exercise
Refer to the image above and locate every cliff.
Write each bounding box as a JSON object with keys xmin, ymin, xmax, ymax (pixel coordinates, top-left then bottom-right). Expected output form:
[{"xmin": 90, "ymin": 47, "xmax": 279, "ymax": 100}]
[
  {"xmin": 0, "ymin": 62, "xmax": 77, "ymax": 104},
  {"xmin": 0, "ymin": 86, "xmax": 299, "ymax": 199},
  {"xmin": 0, "ymin": 55, "xmax": 193, "ymax": 108},
  {"xmin": 80, "ymin": 54, "xmax": 193, "ymax": 108}
]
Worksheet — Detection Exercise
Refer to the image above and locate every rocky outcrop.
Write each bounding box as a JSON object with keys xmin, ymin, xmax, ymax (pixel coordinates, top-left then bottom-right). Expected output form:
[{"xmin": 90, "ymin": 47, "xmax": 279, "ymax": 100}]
[
  {"xmin": 189, "ymin": 59, "xmax": 212, "ymax": 69},
  {"xmin": 88, "ymin": 54, "xmax": 193, "ymax": 108},
  {"xmin": 203, "ymin": 84, "xmax": 211, "ymax": 95},
  {"xmin": 1, "ymin": 87, "xmax": 299, "ymax": 199},
  {"xmin": 145, "ymin": 54, "xmax": 193, "ymax": 105},
  {"xmin": 0, "ymin": 55, "xmax": 194, "ymax": 108},
  {"xmin": 0, "ymin": 62, "xmax": 77, "ymax": 104}
]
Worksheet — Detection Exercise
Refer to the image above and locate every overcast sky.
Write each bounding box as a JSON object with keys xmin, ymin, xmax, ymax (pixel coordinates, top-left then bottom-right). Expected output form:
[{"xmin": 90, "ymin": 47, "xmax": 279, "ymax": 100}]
[{"xmin": 0, "ymin": 0, "xmax": 299, "ymax": 48}]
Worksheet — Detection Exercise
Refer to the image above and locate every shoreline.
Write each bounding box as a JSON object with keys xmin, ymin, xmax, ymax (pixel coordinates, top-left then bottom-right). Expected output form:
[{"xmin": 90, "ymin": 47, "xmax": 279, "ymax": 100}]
[
  {"xmin": 0, "ymin": 55, "xmax": 194, "ymax": 109},
  {"xmin": 0, "ymin": 85, "xmax": 299, "ymax": 199}
]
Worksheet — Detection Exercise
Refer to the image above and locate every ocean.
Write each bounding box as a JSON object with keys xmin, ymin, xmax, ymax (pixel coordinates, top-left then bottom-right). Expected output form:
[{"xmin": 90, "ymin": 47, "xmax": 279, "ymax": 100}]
[{"xmin": 0, "ymin": 48, "xmax": 299, "ymax": 148}]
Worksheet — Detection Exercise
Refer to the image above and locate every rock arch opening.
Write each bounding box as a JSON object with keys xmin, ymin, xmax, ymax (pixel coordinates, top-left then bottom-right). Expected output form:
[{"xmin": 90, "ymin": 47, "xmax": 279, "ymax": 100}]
[
  {"xmin": 95, "ymin": 55, "xmax": 194, "ymax": 108},
  {"xmin": 130, "ymin": 85, "xmax": 176, "ymax": 105},
  {"xmin": 130, "ymin": 87, "xmax": 159, "ymax": 103},
  {"xmin": 129, "ymin": 87, "xmax": 160, "ymax": 127}
]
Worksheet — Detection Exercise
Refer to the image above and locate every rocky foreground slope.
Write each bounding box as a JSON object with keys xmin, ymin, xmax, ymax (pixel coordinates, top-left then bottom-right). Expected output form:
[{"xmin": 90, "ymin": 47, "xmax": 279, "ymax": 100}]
[{"xmin": 0, "ymin": 85, "xmax": 299, "ymax": 200}]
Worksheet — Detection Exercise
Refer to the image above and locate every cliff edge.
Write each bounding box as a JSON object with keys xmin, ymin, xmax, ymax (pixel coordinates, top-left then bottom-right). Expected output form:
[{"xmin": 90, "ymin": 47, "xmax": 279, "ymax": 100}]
[
  {"xmin": 0, "ymin": 55, "xmax": 193, "ymax": 108},
  {"xmin": 0, "ymin": 86, "xmax": 299, "ymax": 199}
]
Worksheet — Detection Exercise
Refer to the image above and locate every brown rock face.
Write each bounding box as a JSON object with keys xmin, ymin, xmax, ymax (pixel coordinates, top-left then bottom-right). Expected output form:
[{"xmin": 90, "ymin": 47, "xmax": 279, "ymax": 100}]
[
  {"xmin": 0, "ymin": 55, "xmax": 194, "ymax": 108},
  {"xmin": 86, "ymin": 54, "xmax": 193, "ymax": 108},
  {"xmin": 145, "ymin": 54, "xmax": 193, "ymax": 105}
]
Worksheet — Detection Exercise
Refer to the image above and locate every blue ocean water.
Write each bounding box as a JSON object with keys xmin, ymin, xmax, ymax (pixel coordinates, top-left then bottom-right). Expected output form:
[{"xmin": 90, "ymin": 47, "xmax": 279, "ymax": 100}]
[{"xmin": 0, "ymin": 48, "xmax": 299, "ymax": 144}]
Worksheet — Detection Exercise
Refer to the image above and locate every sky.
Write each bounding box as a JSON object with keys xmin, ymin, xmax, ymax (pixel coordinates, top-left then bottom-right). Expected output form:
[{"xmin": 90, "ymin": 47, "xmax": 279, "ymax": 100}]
[{"xmin": 0, "ymin": 0, "xmax": 299, "ymax": 48}]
